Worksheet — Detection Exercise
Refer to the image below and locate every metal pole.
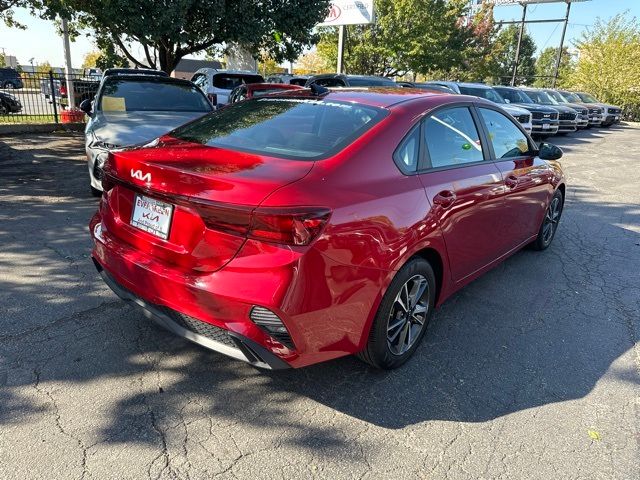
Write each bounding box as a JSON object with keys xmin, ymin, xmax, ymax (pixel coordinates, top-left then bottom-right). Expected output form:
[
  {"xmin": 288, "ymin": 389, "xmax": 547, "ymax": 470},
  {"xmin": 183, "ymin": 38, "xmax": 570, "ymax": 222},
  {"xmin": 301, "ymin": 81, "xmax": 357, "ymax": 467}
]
[
  {"xmin": 511, "ymin": 3, "xmax": 528, "ymax": 86},
  {"xmin": 49, "ymin": 70, "xmax": 59, "ymax": 124},
  {"xmin": 336, "ymin": 25, "xmax": 345, "ymax": 74},
  {"xmin": 61, "ymin": 18, "xmax": 75, "ymax": 109},
  {"xmin": 552, "ymin": 1, "xmax": 572, "ymax": 88}
]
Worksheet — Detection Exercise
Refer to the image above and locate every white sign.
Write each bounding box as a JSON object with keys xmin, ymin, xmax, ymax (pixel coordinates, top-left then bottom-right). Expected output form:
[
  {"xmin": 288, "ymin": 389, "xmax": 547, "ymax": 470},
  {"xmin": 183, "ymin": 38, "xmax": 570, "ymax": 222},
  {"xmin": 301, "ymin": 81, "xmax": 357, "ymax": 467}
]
[{"xmin": 318, "ymin": 0, "xmax": 375, "ymax": 27}]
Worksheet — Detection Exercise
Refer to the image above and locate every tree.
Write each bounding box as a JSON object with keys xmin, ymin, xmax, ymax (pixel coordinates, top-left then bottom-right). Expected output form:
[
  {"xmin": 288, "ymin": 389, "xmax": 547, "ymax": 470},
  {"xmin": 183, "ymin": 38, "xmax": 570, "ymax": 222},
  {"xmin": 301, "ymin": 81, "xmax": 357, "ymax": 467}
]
[
  {"xmin": 534, "ymin": 46, "xmax": 574, "ymax": 88},
  {"xmin": 487, "ymin": 24, "xmax": 536, "ymax": 84},
  {"xmin": 1, "ymin": 0, "xmax": 26, "ymax": 28},
  {"xmin": 295, "ymin": 51, "xmax": 328, "ymax": 75},
  {"xmin": 39, "ymin": 0, "xmax": 331, "ymax": 74},
  {"xmin": 317, "ymin": 0, "xmax": 470, "ymax": 77},
  {"xmin": 566, "ymin": 13, "xmax": 640, "ymax": 119},
  {"xmin": 82, "ymin": 50, "xmax": 100, "ymax": 68}
]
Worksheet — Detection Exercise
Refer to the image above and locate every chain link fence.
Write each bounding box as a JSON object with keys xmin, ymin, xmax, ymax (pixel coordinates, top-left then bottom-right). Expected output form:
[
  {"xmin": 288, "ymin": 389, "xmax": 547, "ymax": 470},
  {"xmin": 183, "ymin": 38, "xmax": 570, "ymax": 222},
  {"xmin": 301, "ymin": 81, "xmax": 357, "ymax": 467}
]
[{"xmin": 0, "ymin": 71, "xmax": 98, "ymax": 125}]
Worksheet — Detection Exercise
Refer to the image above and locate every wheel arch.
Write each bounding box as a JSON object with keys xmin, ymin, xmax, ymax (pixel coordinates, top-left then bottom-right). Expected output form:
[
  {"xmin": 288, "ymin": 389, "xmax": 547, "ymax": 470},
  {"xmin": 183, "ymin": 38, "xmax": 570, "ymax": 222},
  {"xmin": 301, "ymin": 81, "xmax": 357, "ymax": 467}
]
[{"xmin": 411, "ymin": 247, "xmax": 445, "ymax": 306}]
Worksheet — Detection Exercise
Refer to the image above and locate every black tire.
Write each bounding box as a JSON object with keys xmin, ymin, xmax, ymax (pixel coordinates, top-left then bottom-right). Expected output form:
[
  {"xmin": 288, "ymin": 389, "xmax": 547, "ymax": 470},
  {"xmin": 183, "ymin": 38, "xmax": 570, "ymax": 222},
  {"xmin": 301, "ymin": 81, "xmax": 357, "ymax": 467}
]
[
  {"xmin": 357, "ymin": 258, "xmax": 436, "ymax": 369},
  {"xmin": 531, "ymin": 189, "xmax": 564, "ymax": 251},
  {"xmin": 91, "ymin": 186, "xmax": 102, "ymax": 198}
]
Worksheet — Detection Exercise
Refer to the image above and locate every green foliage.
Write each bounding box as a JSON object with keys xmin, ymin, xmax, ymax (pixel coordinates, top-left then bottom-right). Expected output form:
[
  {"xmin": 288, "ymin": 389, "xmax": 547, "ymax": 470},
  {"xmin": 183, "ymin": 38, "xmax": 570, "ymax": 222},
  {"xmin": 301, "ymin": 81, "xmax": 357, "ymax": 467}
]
[
  {"xmin": 317, "ymin": 0, "xmax": 471, "ymax": 77},
  {"xmin": 39, "ymin": 0, "xmax": 331, "ymax": 73},
  {"xmin": 566, "ymin": 13, "xmax": 640, "ymax": 120},
  {"xmin": 1, "ymin": 0, "xmax": 27, "ymax": 28},
  {"xmin": 487, "ymin": 24, "xmax": 536, "ymax": 85},
  {"xmin": 533, "ymin": 47, "xmax": 574, "ymax": 88}
]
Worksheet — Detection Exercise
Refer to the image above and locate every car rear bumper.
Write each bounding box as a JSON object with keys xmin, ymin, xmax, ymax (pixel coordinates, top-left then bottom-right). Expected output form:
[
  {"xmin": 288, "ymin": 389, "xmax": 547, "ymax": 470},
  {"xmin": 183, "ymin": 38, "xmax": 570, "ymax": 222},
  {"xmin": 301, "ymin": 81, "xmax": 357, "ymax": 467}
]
[{"xmin": 95, "ymin": 260, "xmax": 291, "ymax": 369}]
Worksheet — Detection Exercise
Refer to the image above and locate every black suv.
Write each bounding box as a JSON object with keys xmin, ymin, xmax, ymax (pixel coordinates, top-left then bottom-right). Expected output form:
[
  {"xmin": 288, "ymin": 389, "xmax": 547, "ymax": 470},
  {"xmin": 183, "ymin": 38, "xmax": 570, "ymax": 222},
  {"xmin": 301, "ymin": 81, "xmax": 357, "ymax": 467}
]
[
  {"xmin": 305, "ymin": 74, "xmax": 398, "ymax": 88},
  {"xmin": 0, "ymin": 68, "xmax": 23, "ymax": 89}
]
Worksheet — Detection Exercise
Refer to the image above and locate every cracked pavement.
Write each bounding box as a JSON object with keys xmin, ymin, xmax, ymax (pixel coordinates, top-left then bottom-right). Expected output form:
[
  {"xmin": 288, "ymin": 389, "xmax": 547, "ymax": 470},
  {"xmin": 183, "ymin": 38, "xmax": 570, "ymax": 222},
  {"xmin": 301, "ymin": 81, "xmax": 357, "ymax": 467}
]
[{"xmin": 0, "ymin": 128, "xmax": 638, "ymax": 479}]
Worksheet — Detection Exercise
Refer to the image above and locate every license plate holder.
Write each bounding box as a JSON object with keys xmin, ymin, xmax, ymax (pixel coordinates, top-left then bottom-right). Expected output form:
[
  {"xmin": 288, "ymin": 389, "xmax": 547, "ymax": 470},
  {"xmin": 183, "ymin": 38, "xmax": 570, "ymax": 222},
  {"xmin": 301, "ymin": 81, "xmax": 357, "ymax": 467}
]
[{"xmin": 130, "ymin": 194, "xmax": 174, "ymax": 240}]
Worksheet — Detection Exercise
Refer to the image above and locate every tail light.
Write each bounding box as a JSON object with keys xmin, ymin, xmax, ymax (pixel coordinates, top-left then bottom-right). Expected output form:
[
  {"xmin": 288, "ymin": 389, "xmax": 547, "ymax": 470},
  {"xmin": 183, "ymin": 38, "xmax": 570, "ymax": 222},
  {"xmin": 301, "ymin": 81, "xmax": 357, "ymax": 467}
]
[
  {"xmin": 207, "ymin": 93, "xmax": 217, "ymax": 106},
  {"xmin": 194, "ymin": 203, "xmax": 331, "ymax": 246},
  {"xmin": 60, "ymin": 85, "xmax": 67, "ymax": 96}
]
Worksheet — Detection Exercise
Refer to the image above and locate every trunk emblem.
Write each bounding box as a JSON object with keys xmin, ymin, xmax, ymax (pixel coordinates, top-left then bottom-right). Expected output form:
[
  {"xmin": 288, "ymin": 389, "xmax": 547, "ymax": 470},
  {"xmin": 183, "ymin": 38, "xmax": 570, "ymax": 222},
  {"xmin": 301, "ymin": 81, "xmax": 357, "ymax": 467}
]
[{"xmin": 131, "ymin": 169, "xmax": 151, "ymax": 182}]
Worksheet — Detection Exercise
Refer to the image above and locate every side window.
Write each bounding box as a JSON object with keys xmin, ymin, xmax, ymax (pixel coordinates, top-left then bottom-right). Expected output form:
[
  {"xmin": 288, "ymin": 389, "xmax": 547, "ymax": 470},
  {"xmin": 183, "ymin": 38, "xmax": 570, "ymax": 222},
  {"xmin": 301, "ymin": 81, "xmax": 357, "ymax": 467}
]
[
  {"xmin": 479, "ymin": 108, "xmax": 531, "ymax": 159},
  {"xmin": 315, "ymin": 78, "xmax": 346, "ymax": 87},
  {"xmin": 423, "ymin": 107, "xmax": 484, "ymax": 168},
  {"xmin": 192, "ymin": 73, "xmax": 207, "ymax": 90},
  {"xmin": 393, "ymin": 125, "xmax": 420, "ymax": 173}
]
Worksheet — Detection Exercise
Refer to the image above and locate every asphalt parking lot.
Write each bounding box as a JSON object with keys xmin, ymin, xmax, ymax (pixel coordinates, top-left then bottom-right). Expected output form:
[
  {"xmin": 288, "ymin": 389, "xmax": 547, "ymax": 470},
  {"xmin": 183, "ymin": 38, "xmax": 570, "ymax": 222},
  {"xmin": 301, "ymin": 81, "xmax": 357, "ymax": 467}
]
[{"xmin": 0, "ymin": 127, "xmax": 638, "ymax": 479}]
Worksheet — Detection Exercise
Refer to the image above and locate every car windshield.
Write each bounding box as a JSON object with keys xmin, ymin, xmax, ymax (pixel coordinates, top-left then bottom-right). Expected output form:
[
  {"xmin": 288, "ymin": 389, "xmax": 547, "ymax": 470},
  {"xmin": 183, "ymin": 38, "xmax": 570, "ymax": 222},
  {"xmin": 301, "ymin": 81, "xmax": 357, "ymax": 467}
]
[
  {"xmin": 546, "ymin": 90, "xmax": 567, "ymax": 103},
  {"xmin": 99, "ymin": 79, "xmax": 212, "ymax": 112},
  {"xmin": 577, "ymin": 92, "xmax": 599, "ymax": 103},
  {"xmin": 459, "ymin": 86, "xmax": 505, "ymax": 103},
  {"xmin": 525, "ymin": 90, "xmax": 558, "ymax": 105},
  {"xmin": 560, "ymin": 91, "xmax": 582, "ymax": 102},
  {"xmin": 170, "ymin": 97, "xmax": 385, "ymax": 160},
  {"xmin": 347, "ymin": 77, "xmax": 398, "ymax": 87},
  {"xmin": 495, "ymin": 88, "xmax": 533, "ymax": 104}
]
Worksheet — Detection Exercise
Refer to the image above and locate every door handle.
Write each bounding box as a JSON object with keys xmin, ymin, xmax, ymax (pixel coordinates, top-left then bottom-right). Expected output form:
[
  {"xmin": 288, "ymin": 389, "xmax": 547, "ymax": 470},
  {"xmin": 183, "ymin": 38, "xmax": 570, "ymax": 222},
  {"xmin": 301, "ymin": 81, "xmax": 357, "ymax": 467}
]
[
  {"xmin": 433, "ymin": 190, "xmax": 456, "ymax": 208},
  {"xmin": 505, "ymin": 175, "xmax": 519, "ymax": 189}
]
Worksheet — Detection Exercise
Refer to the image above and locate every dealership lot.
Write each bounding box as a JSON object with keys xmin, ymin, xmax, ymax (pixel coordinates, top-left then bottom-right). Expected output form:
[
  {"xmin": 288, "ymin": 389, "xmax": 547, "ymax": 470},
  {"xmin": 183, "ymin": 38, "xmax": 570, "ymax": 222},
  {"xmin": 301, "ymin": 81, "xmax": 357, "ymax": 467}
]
[{"xmin": 0, "ymin": 127, "xmax": 638, "ymax": 478}]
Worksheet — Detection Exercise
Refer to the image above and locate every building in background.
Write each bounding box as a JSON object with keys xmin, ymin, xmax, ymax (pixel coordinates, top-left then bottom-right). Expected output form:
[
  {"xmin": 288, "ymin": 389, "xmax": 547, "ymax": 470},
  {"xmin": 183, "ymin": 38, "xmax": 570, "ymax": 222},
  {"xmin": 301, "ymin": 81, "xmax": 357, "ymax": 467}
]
[{"xmin": 171, "ymin": 58, "xmax": 223, "ymax": 79}]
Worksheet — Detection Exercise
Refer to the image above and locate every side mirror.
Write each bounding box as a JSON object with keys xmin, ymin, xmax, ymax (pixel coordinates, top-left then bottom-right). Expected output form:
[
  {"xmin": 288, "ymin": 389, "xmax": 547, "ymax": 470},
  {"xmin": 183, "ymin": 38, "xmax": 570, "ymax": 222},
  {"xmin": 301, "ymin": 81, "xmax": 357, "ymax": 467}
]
[
  {"xmin": 79, "ymin": 99, "xmax": 92, "ymax": 115},
  {"xmin": 538, "ymin": 142, "xmax": 563, "ymax": 161}
]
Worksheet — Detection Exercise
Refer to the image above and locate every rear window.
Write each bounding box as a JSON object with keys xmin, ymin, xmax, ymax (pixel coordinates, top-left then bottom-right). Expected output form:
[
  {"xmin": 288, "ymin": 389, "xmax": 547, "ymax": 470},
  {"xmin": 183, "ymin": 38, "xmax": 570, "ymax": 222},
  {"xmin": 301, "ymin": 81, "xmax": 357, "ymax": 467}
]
[
  {"xmin": 99, "ymin": 79, "xmax": 212, "ymax": 112},
  {"xmin": 170, "ymin": 97, "xmax": 386, "ymax": 160},
  {"xmin": 212, "ymin": 74, "xmax": 264, "ymax": 90},
  {"xmin": 289, "ymin": 78, "xmax": 308, "ymax": 86}
]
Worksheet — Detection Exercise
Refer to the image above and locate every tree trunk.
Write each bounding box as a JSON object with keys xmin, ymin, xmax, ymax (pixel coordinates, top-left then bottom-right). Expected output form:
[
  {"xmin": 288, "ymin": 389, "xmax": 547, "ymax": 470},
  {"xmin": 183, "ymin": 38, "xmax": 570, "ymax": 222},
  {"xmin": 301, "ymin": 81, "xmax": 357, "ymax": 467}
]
[{"xmin": 158, "ymin": 45, "xmax": 178, "ymax": 74}]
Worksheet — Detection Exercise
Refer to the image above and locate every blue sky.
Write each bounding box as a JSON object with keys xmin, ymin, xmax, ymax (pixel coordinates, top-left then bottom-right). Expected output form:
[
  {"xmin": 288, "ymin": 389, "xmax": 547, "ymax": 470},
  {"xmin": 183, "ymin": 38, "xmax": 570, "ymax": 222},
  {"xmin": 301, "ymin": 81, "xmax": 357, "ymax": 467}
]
[{"xmin": 0, "ymin": 0, "xmax": 638, "ymax": 69}]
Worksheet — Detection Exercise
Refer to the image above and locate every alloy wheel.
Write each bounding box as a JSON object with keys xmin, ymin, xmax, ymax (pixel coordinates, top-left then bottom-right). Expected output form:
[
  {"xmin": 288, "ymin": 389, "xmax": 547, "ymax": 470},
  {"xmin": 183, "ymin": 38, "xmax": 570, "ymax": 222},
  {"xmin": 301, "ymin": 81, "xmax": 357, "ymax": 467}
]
[
  {"xmin": 387, "ymin": 274, "xmax": 429, "ymax": 356},
  {"xmin": 542, "ymin": 196, "xmax": 562, "ymax": 244}
]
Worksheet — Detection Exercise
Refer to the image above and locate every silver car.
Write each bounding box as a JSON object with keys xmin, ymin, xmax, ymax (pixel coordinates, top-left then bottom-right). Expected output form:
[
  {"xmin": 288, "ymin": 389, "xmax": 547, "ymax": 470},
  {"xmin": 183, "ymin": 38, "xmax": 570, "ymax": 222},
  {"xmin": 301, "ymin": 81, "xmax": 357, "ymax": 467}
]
[
  {"xmin": 190, "ymin": 69, "xmax": 264, "ymax": 109},
  {"xmin": 81, "ymin": 74, "xmax": 213, "ymax": 196}
]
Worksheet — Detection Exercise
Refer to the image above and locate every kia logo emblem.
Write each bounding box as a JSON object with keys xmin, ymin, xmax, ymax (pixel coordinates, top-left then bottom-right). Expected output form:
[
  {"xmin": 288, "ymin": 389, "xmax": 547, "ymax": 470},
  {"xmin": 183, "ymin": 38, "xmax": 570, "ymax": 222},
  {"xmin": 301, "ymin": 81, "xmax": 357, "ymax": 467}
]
[{"xmin": 131, "ymin": 169, "xmax": 151, "ymax": 182}]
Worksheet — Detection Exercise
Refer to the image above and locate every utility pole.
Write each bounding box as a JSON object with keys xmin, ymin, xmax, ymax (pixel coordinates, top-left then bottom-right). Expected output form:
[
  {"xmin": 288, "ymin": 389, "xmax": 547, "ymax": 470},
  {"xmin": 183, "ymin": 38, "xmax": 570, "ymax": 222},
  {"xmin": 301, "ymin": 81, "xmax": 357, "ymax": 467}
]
[
  {"xmin": 552, "ymin": 1, "xmax": 572, "ymax": 87},
  {"xmin": 336, "ymin": 25, "xmax": 345, "ymax": 74},
  {"xmin": 511, "ymin": 3, "xmax": 528, "ymax": 86},
  {"xmin": 61, "ymin": 17, "xmax": 76, "ymax": 109}
]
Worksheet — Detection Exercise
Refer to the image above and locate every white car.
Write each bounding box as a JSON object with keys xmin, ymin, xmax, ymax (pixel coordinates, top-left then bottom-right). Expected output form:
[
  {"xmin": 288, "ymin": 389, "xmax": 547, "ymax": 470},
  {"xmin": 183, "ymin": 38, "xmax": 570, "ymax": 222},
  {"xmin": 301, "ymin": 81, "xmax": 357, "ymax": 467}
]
[
  {"xmin": 190, "ymin": 69, "xmax": 264, "ymax": 108},
  {"xmin": 81, "ymin": 74, "xmax": 213, "ymax": 196}
]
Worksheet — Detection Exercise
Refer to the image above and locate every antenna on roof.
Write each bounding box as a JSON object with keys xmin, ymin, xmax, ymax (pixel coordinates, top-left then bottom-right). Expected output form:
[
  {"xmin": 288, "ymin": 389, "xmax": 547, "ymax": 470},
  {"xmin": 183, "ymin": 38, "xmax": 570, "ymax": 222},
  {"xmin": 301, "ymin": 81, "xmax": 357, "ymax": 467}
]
[{"xmin": 309, "ymin": 83, "xmax": 329, "ymax": 96}]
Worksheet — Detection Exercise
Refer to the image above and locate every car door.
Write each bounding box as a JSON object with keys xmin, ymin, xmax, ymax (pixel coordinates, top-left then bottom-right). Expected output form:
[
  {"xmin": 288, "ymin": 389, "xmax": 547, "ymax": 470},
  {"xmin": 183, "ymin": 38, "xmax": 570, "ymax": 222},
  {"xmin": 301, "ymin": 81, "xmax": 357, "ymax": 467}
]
[
  {"xmin": 417, "ymin": 104, "xmax": 507, "ymax": 283},
  {"xmin": 476, "ymin": 106, "xmax": 554, "ymax": 248}
]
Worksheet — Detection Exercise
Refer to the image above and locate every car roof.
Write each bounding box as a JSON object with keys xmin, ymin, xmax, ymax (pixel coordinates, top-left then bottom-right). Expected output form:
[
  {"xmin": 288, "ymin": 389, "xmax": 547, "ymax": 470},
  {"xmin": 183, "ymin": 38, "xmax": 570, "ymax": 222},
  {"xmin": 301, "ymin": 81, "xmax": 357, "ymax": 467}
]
[
  {"xmin": 194, "ymin": 68, "xmax": 263, "ymax": 76},
  {"xmin": 264, "ymin": 87, "xmax": 459, "ymax": 108},
  {"xmin": 103, "ymin": 68, "xmax": 168, "ymax": 78}
]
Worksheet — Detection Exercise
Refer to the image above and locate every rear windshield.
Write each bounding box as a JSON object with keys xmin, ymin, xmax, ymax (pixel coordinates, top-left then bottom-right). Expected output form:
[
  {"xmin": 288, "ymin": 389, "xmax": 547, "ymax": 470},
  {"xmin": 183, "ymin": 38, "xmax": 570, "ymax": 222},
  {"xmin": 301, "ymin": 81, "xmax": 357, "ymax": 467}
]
[
  {"xmin": 212, "ymin": 74, "xmax": 264, "ymax": 90},
  {"xmin": 170, "ymin": 97, "xmax": 386, "ymax": 160},
  {"xmin": 347, "ymin": 77, "xmax": 398, "ymax": 87},
  {"xmin": 289, "ymin": 78, "xmax": 308, "ymax": 86},
  {"xmin": 459, "ymin": 86, "xmax": 504, "ymax": 103},
  {"xmin": 99, "ymin": 78, "xmax": 212, "ymax": 112}
]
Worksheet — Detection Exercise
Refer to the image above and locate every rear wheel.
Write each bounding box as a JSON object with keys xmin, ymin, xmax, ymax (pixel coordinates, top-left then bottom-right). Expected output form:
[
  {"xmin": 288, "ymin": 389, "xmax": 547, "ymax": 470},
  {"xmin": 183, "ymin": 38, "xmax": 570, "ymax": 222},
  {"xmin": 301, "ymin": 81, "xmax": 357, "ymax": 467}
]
[
  {"xmin": 357, "ymin": 258, "xmax": 436, "ymax": 369},
  {"xmin": 532, "ymin": 189, "xmax": 564, "ymax": 250}
]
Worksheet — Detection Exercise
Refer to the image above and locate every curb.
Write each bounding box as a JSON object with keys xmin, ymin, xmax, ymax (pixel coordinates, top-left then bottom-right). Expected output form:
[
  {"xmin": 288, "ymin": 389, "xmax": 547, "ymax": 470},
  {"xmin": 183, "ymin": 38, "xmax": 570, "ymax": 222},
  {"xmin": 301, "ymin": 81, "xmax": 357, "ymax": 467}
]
[{"xmin": 0, "ymin": 123, "xmax": 85, "ymax": 135}]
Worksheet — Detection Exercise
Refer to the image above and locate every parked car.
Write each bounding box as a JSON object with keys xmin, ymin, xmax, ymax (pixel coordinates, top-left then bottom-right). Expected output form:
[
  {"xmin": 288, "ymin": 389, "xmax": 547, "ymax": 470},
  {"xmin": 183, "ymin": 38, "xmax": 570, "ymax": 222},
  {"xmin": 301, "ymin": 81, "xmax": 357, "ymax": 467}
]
[
  {"xmin": 492, "ymin": 86, "xmax": 560, "ymax": 137},
  {"xmin": 541, "ymin": 89, "xmax": 589, "ymax": 129},
  {"xmin": 573, "ymin": 92, "xmax": 622, "ymax": 127},
  {"xmin": 0, "ymin": 91, "xmax": 22, "ymax": 114},
  {"xmin": 228, "ymin": 83, "xmax": 304, "ymax": 103},
  {"xmin": 428, "ymin": 81, "xmax": 533, "ymax": 134},
  {"xmin": 90, "ymin": 89, "xmax": 566, "ymax": 370},
  {"xmin": 519, "ymin": 87, "xmax": 579, "ymax": 135},
  {"xmin": 80, "ymin": 74, "xmax": 213, "ymax": 196},
  {"xmin": 305, "ymin": 74, "xmax": 399, "ymax": 88},
  {"xmin": 397, "ymin": 82, "xmax": 456, "ymax": 93},
  {"xmin": 265, "ymin": 73, "xmax": 310, "ymax": 86},
  {"xmin": 0, "ymin": 68, "xmax": 23, "ymax": 89},
  {"xmin": 190, "ymin": 69, "xmax": 264, "ymax": 108},
  {"xmin": 40, "ymin": 75, "xmax": 100, "ymax": 108},
  {"xmin": 556, "ymin": 90, "xmax": 603, "ymax": 127}
]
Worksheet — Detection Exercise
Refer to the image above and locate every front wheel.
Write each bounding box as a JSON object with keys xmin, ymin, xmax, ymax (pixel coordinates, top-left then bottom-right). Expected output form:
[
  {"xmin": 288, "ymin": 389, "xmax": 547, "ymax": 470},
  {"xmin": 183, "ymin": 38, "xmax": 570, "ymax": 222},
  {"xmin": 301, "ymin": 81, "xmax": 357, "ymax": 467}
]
[
  {"xmin": 532, "ymin": 189, "xmax": 564, "ymax": 250},
  {"xmin": 357, "ymin": 258, "xmax": 436, "ymax": 369}
]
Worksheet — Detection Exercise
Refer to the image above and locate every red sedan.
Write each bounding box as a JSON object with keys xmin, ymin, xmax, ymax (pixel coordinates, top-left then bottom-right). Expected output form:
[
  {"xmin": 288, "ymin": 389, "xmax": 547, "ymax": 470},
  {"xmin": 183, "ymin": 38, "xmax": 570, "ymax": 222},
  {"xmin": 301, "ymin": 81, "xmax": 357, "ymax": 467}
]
[{"xmin": 90, "ymin": 88, "xmax": 566, "ymax": 369}]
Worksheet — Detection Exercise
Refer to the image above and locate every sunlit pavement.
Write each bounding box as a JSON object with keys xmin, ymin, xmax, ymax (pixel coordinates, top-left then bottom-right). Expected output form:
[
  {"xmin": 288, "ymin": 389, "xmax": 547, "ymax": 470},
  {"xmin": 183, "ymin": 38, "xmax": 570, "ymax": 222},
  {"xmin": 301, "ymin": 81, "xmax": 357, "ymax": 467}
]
[{"xmin": 0, "ymin": 127, "xmax": 638, "ymax": 479}]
